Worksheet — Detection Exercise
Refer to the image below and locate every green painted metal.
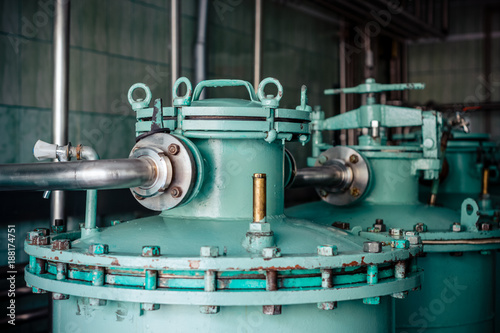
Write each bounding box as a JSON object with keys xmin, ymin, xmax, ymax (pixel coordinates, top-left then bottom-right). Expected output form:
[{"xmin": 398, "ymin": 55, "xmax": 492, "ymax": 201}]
[
  {"xmin": 18, "ymin": 78, "xmax": 425, "ymax": 332},
  {"xmin": 286, "ymin": 79, "xmax": 500, "ymax": 332}
]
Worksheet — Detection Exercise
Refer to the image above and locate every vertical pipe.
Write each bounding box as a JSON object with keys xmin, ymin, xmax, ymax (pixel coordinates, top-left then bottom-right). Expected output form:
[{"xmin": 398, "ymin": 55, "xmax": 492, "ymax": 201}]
[
  {"xmin": 339, "ymin": 21, "xmax": 347, "ymax": 146},
  {"xmin": 51, "ymin": 0, "xmax": 70, "ymax": 232},
  {"xmin": 195, "ymin": 0, "xmax": 208, "ymax": 99},
  {"xmin": 171, "ymin": 0, "xmax": 181, "ymax": 90},
  {"xmin": 253, "ymin": 173, "xmax": 266, "ymax": 223},
  {"xmin": 254, "ymin": 0, "xmax": 262, "ymax": 91},
  {"xmin": 483, "ymin": 6, "xmax": 492, "ymax": 135}
]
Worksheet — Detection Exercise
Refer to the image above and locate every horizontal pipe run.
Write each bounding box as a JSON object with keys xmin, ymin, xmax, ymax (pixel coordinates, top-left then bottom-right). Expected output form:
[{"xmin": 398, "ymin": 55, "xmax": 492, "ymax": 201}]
[
  {"xmin": 291, "ymin": 166, "xmax": 347, "ymax": 188},
  {"xmin": 0, "ymin": 159, "xmax": 155, "ymax": 191},
  {"xmin": 423, "ymin": 238, "xmax": 500, "ymax": 245}
]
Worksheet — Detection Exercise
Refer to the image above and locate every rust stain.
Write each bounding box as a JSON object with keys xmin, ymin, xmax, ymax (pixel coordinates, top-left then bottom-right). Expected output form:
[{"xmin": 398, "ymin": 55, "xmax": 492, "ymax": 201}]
[
  {"xmin": 189, "ymin": 260, "xmax": 200, "ymax": 269},
  {"xmin": 342, "ymin": 261, "xmax": 359, "ymax": 267},
  {"xmin": 54, "ymin": 256, "xmax": 59, "ymax": 260},
  {"xmin": 249, "ymin": 264, "xmax": 305, "ymax": 271},
  {"xmin": 111, "ymin": 259, "xmax": 121, "ymax": 266}
]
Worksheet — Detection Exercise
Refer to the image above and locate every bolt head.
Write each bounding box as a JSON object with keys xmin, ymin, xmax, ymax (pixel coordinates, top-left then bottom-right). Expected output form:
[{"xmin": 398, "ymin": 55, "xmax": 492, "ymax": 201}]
[
  {"xmin": 52, "ymin": 293, "xmax": 70, "ymax": 300},
  {"xmin": 263, "ymin": 305, "xmax": 282, "ymax": 315},
  {"xmin": 200, "ymin": 305, "xmax": 219, "ymax": 314},
  {"xmin": 170, "ymin": 186, "xmax": 182, "ymax": 198},
  {"xmin": 89, "ymin": 243, "xmax": 109, "ymax": 255},
  {"xmin": 481, "ymin": 222, "xmax": 493, "ymax": 231},
  {"xmin": 142, "ymin": 245, "xmax": 161, "ymax": 257},
  {"xmin": 372, "ymin": 223, "xmax": 386, "ymax": 232},
  {"xmin": 391, "ymin": 239, "xmax": 410, "ymax": 249},
  {"xmin": 262, "ymin": 247, "xmax": 281, "ymax": 258},
  {"xmin": 363, "ymin": 241, "xmax": 382, "ymax": 253},
  {"xmin": 366, "ymin": 226, "xmax": 380, "ymax": 233},
  {"xmin": 51, "ymin": 239, "xmax": 71, "ymax": 251},
  {"xmin": 414, "ymin": 223, "xmax": 428, "ymax": 232},
  {"xmin": 34, "ymin": 228, "xmax": 50, "ymax": 236},
  {"xmin": 249, "ymin": 222, "xmax": 271, "ymax": 233},
  {"xmin": 142, "ymin": 303, "xmax": 160, "ymax": 311},
  {"xmin": 26, "ymin": 230, "xmax": 43, "ymax": 242},
  {"xmin": 451, "ymin": 223, "xmax": 462, "ymax": 232},
  {"xmin": 200, "ymin": 246, "xmax": 219, "ymax": 258},
  {"xmin": 389, "ymin": 228, "xmax": 403, "ymax": 236},
  {"xmin": 317, "ymin": 245, "xmax": 338, "ymax": 256},
  {"xmin": 32, "ymin": 235, "xmax": 50, "ymax": 246},
  {"xmin": 167, "ymin": 144, "xmax": 180, "ymax": 155},
  {"xmin": 405, "ymin": 235, "xmax": 422, "ymax": 245},
  {"xmin": 349, "ymin": 154, "xmax": 359, "ymax": 164},
  {"xmin": 317, "ymin": 301, "xmax": 337, "ymax": 310},
  {"xmin": 332, "ymin": 222, "xmax": 350, "ymax": 230}
]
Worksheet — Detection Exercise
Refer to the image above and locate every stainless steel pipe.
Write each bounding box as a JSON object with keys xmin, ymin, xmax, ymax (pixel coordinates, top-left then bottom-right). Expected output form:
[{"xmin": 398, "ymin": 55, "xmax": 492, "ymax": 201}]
[
  {"xmin": 291, "ymin": 165, "xmax": 351, "ymax": 189},
  {"xmin": 0, "ymin": 159, "xmax": 155, "ymax": 191}
]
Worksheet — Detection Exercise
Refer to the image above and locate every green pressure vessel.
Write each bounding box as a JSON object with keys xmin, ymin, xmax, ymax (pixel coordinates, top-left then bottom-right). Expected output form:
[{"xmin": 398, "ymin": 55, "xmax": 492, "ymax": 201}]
[{"xmin": 9, "ymin": 78, "xmax": 424, "ymax": 332}]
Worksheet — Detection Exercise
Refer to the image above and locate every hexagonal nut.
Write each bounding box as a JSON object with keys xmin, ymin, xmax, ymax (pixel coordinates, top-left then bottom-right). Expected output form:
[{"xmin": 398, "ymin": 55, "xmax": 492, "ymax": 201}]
[
  {"xmin": 317, "ymin": 301, "xmax": 337, "ymax": 310},
  {"xmin": 317, "ymin": 245, "xmax": 338, "ymax": 256},
  {"xmin": 262, "ymin": 247, "xmax": 281, "ymax": 258},
  {"xmin": 200, "ymin": 246, "xmax": 219, "ymax": 258},
  {"xmin": 451, "ymin": 223, "xmax": 462, "ymax": 232},
  {"xmin": 389, "ymin": 228, "xmax": 404, "ymax": 237},
  {"xmin": 414, "ymin": 223, "xmax": 428, "ymax": 232},
  {"xmin": 52, "ymin": 293, "xmax": 70, "ymax": 300},
  {"xmin": 51, "ymin": 239, "xmax": 71, "ymax": 251},
  {"xmin": 405, "ymin": 235, "xmax": 422, "ymax": 245},
  {"xmin": 363, "ymin": 241, "xmax": 382, "ymax": 253},
  {"xmin": 481, "ymin": 222, "xmax": 493, "ymax": 231},
  {"xmin": 263, "ymin": 305, "xmax": 282, "ymax": 315},
  {"xmin": 34, "ymin": 228, "xmax": 50, "ymax": 236},
  {"xmin": 142, "ymin": 245, "xmax": 161, "ymax": 257},
  {"xmin": 26, "ymin": 230, "xmax": 42, "ymax": 242},
  {"xmin": 200, "ymin": 305, "xmax": 219, "ymax": 314},
  {"xmin": 89, "ymin": 243, "xmax": 109, "ymax": 255},
  {"xmin": 332, "ymin": 222, "xmax": 350, "ymax": 230},
  {"xmin": 391, "ymin": 239, "xmax": 410, "ymax": 249},
  {"xmin": 373, "ymin": 224, "xmax": 386, "ymax": 232},
  {"xmin": 32, "ymin": 235, "xmax": 50, "ymax": 246},
  {"xmin": 366, "ymin": 226, "xmax": 380, "ymax": 233},
  {"xmin": 142, "ymin": 303, "xmax": 160, "ymax": 311},
  {"xmin": 249, "ymin": 222, "xmax": 271, "ymax": 233},
  {"xmin": 405, "ymin": 231, "xmax": 419, "ymax": 237}
]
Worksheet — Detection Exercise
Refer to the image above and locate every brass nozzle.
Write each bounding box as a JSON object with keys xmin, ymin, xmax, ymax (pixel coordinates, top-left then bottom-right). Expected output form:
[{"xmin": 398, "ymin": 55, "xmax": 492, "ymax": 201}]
[{"xmin": 253, "ymin": 173, "xmax": 266, "ymax": 222}]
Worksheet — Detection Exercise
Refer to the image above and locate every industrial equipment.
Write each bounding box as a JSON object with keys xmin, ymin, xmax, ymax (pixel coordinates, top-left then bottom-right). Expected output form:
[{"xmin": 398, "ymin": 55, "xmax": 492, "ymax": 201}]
[
  {"xmin": 286, "ymin": 79, "xmax": 500, "ymax": 333},
  {"xmin": 0, "ymin": 78, "xmax": 422, "ymax": 332}
]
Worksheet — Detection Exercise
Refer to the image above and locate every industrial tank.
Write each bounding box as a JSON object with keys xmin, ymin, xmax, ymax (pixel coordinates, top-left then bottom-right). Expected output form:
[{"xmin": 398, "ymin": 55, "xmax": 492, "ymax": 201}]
[
  {"xmin": 286, "ymin": 79, "xmax": 500, "ymax": 333},
  {"xmin": 0, "ymin": 78, "xmax": 422, "ymax": 332}
]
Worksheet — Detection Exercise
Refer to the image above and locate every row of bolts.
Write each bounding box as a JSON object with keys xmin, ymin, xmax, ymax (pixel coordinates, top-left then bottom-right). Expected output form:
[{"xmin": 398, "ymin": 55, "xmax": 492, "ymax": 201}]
[{"xmin": 25, "ymin": 225, "xmax": 414, "ymax": 314}]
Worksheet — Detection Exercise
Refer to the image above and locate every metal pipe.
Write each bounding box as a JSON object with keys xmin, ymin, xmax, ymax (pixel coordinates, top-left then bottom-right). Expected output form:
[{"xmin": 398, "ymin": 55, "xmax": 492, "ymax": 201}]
[
  {"xmin": 0, "ymin": 159, "xmax": 155, "ymax": 191},
  {"xmin": 423, "ymin": 238, "xmax": 500, "ymax": 245},
  {"xmin": 51, "ymin": 0, "xmax": 71, "ymax": 231},
  {"xmin": 171, "ymin": 0, "xmax": 181, "ymax": 90},
  {"xmin": 253, "ymin": 173, "xmax": 266, "ymax": 223},
  {"xmin": 482, "ymin": 168, "xmax": 490, "ymax": 195},
  {"xmin": 291, "ymin": 166, "xmax": 348, "ymax": 188},
  {"xmin": 195, "ymin": 0, "xmax": 208, "ymax": 99},
  {"xmin": 77, "ymin": 145, "xmax": 100, "ymax": 232},
  {"xmin": 253, "ymin": 0, "xmax": 262, "ymax": 91}
]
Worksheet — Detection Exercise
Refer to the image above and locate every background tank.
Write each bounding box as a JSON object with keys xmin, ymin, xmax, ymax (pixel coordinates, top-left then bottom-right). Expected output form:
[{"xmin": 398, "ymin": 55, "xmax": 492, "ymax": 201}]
[{"xmin": 286, "ymin": 79, "xmax": 500, "ymax": 333}]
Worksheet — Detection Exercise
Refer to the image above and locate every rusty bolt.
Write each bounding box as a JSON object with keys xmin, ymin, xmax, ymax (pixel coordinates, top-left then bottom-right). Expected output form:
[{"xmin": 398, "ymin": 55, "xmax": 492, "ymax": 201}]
[
  {"xmin": 349, "ymin": 154, "xmax": 359, "ymax": 164},
  {"xmin": 142, "ymin": 303, "xmax": 160, "ymax": 311},
  {"xmin": 332, "ymin": 222, "xmax": 350, "ymax": 230},
  {"xmin": 89, "ymin": 243, "xmax": 109, "ymax": 255},
  {"xmin": 26, "ymin": 230, "xmax": 43, "ymax": 242},
  {"xmin": 170, "ymin": 186, "xmax": 182, "ymax": 198},
  {"xmin": 34, "ymin": 228, "xmax": 50, "ymax": 236},
  {"xmin": 350, "ymin": 187, "xmax": 361, "ymax": 197},
  {"xmin": 317, "ymin": 301, "xmax": 337, "ymax": 310},
  {"xmin": 168, "ymin": 144, "xmax": 180, "ymax": 155},
  {"xmin": 134, "ymin": 193, "xmax": 145, "ymax": 201},
  {"xmin": 142, "ymin": 245, "xmax": 161, "ymax": 257},
  {"xmin": 200, "ymin": 246, "xmax": 219, "ymax": 258},
  {"xmin": 389, "ymin": 228, "xmax": 403, "ymax": 236},
  {"xmin": 414, "ymin": 223, "xmax": 428, "ymax": 233},
  {"xmin": 481, "ymin": 222, "xmax": 493, "ymax": 231},
  {"xmin": 32, "ymin": 235, "xmax": 50, "ymax": 246},
  {"xmin": 373, "ymin": 219, "xmax": 386, "ymax": 232},
  {"xmin": 363, "ymin": 241, "xmax": 382, "ymax": 253},
  {"xmin": 200, "ymin": 305, "xmax": 220, "ymax": 314},
  {"xmin": 451, "ymin": 223, "xmax": 462, "ymax": 232},
  {"xmin": 391, "ymin": 239, "xmax": 410, "ymax": 249},
  {"xmin": 263, "ymin": 305, "xmax": 282, "ymax": 315},
  {"xmin": 262, "ymin": 247, "xmax": 281, "ymax": 258},
  {"xmin": 51, "ymin": 239, "xmax": 71, "ymax": 251},
  {"xmin": 317, "ymin": 245, "xmax": 338, "ymax": 256},
  {"xmin": 52, "ymin": 293, "xmax": 70, "ymax": 300}
]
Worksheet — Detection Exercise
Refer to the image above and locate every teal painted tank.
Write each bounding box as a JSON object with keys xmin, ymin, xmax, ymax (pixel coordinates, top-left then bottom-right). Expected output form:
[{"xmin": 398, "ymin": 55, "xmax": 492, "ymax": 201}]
[
  {"xmin": 4, "ymin": 78, "xmax": 424, "ymax": 332},
  {"xmin": 286, "ymin": 79, "xmax": 500, "ymax": 333}
]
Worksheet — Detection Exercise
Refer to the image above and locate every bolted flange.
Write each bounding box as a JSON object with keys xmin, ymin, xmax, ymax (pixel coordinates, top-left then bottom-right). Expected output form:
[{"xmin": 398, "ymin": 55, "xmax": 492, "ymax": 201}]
[
  {"xmin": 52, "ymin": 239, "xmax": 71, "ymax": 251},
  {"xmin": 32, "ymin": 235, "xmax": 50, "ymax": 246},
  {"xmin": 317, "ymin": 245, "xmax": 338, "ymax": 256}
]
